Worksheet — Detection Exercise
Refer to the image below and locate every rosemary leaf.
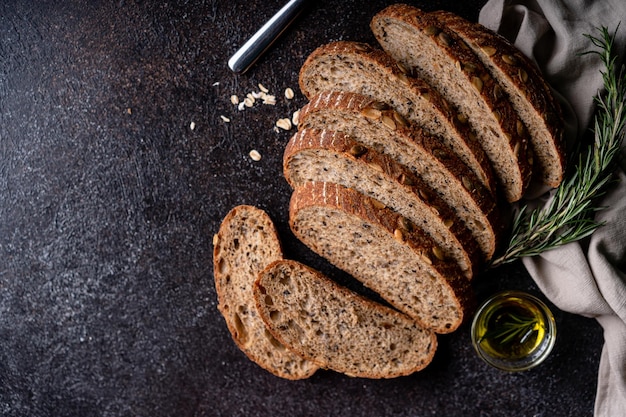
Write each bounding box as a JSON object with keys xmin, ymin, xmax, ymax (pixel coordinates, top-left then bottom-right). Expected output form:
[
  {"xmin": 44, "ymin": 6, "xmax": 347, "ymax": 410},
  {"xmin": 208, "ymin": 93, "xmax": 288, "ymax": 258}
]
[{"xmin": 490, "ymin": 26, "xmax": 626, "ymax": 268}]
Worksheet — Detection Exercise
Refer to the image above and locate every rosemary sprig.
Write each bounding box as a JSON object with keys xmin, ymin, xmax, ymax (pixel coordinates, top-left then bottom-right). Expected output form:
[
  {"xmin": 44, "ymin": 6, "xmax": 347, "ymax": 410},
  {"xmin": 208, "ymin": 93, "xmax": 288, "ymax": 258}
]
[
  {"xmin": 490, "ymin": 26, "xmax": 626, "ymax": 268},
  {"xmin": 479, "ymin": 312, "xmax": 539, "ymax": 345}
]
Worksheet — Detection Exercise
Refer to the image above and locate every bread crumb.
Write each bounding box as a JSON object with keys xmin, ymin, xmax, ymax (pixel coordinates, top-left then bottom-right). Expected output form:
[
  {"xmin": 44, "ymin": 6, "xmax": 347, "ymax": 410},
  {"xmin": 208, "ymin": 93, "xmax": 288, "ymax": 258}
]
[
  {"xmin": 126, "ymin": 108, "xmax": 132, "ymax": 115},
  {"xmin": 285, "ymin": 87, "xmax": 295, "ymax": 100},
  {"xmin": 249, "ymin": 149, "xmax": 262, "ymax": 161},
  {"xmin": 220, "ymin": 115, "xmax": 230, "ymax": 123}
]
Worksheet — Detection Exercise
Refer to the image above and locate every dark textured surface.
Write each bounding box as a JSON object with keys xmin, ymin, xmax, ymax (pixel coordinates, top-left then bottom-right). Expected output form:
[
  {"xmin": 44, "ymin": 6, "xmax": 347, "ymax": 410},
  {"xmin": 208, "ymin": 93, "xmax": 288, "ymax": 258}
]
[{"xmin": 0, "ymin": 1, "xmax": 602, "ymax": 416}]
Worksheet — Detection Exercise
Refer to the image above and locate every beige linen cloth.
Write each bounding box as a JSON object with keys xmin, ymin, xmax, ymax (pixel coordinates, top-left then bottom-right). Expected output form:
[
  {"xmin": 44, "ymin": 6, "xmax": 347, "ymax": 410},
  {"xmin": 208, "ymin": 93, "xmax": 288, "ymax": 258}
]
[{"xmin": 479, "ymin": 1, "xmax": 626, "ymax": 415}]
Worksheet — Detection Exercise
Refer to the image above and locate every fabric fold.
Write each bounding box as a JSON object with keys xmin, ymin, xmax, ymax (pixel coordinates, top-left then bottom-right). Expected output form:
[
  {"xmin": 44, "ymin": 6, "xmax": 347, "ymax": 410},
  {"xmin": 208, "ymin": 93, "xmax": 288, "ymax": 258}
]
[{"xmin": 479, "ymin": 1, "xmax": 626, "ymax": 416}]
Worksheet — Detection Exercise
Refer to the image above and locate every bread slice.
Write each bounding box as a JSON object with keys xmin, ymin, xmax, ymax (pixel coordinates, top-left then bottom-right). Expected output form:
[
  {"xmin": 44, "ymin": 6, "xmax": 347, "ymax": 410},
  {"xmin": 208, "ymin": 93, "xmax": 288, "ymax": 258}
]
[
  {"xmin": 253, "ymin": 259, "xmax": 438, "ymax": 378},
  {"xmin": 296, "ymin": 91, "xmax": 502, "ymax": 262},
  {"xmin": 430, "ymin": 10, "xmax": 566, "ymax": 188},
  {"xmin": 371, "ymin": 4, "xmax": 533, "ymax": 202},
  {"xmin": 212, "ymin": 205, "xmax": 318, "ymax": 379},
  {"xmin": 298, "ymin": 40, "xmax": 495, "ymax": 192},
  {"xmin": 284, "ymin": 127, "xmax": 481, "ymax": 278},
  {"xmin": 289, "ymin": 182, "xmax": 473, "ymax": 333}
]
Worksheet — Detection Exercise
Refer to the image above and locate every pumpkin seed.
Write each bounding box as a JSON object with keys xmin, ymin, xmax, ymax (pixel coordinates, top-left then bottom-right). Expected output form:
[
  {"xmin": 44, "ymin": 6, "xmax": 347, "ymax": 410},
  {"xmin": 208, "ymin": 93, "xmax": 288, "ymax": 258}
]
[
  {"xmin": 437, "ymin": 32, "xmax": 453, "ymax": 47},
  {"xmin": 381, "ymin": 114, "xmax": 397, "ymax": 130},
  {"xmin": 432, "ymin": 246, "xmax": 445, "ymax": 261},
  {"xmin": 502, "ymin": 54, "xmax": 517, "ymax": 65},
  {"xmin": 398, "ymin": 173, "xmax": 414, "ymax": 186},
  {"xmin": 396, "ymin": 72, "xmax": 411, "ymax": 86},
  {"xmin": 361, "ymin": 107, "xmax": 382, "ymax": 120},
  {"xmin": 398, "ymin": 217, "xmax": 414, "ymax": 232},
  {"xmin": 424, "ymin": 25, "xmax": 439, "ymax": 36},
  {"xmin": 349, "ymin": 144, "xmax": 368, "ymax": 157},
  {"xmin": 493, "ymin": 84, "xmax": 504, "ymax": 101},
  {"xmin": 471, "ymin": 76, "xmax": 483, "ymax": 93},
  {"xmin": 462, "ymin": 62, "xmax": 477, "ymax": 73},
  {"xmin": 392, "ymin": 111, "xmax": 409, "ymax": 128},
  {"xmin": 516, "ymin": 119, "xmax": 525, "ymax": 137},
  {"xmin": 421, "ymin": 253, "xmax": 433, "ymax": 265},
  {"xmin": 481, "ymin": 45, "xmax": 497, "ymax": 56},
  {"xmin": 518, "ymin": 68, "xmax": 529, "ymax": 82},
  {"xmin": 462, "ymin": 176, "xmax": 474, "ymax": 191},
  {"xmin": 371, "ymin": 198, "xmax": 386, "ymax": 210}
]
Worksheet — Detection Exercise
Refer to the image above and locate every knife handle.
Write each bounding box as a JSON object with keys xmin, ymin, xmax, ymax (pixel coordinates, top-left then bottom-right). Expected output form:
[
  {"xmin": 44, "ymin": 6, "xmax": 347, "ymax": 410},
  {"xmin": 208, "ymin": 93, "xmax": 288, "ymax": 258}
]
[{"xmin": 228, "ymin": 0, "xmax": 309, "ymax": 74}]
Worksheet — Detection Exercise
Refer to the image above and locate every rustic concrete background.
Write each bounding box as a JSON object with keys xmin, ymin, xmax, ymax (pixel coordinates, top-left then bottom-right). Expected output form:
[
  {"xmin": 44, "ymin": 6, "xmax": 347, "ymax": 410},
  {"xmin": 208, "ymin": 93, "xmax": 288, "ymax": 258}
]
[{"xmin": 0, "ymin": 1, "xmax": 602, "ymax": 416}]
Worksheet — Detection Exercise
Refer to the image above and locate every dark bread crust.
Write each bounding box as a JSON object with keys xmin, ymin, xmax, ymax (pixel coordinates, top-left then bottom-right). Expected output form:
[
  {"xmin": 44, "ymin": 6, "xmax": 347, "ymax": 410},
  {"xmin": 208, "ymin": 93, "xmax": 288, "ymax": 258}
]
[
  {"xmin": 371, "ymin": 4, "xmax": 533, "ymax": 202},
  {"xmin": 298, "ymin": 40, "xmax": 496, "ymax": 193},
  {"xmin": 289, "ymin": 182, "xmax": 475, "ymax": 333},
  {"xmin": 254, "ymin": 259, "xmax": 438, "ymax": 378},
  {"xmin": 431, "ymin": 9, "xmax": 566, "ymax": 188},
  {"xmin": 283, "ymin": 127, "xmax": 482, "ymax": 278}
]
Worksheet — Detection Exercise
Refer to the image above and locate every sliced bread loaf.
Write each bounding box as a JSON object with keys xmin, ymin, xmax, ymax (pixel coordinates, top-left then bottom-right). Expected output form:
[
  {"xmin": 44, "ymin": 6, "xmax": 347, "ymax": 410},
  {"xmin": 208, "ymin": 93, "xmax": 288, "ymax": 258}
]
[
  {"xmin": 430, "ymin": 10, "xmax": 566, "ymax": 188},
  {"xmin": 289, "ymin": 181, "xmax": 473, "ymax": 333},
  {"xmin": 284, "ymin": 128, "xmax": 481, "ymax": 278},
  {"xmin": 213, "ymin": 205, "xmax": 318, "ymax": 379},
  {"xmin": 371, "ymin": 4, "xmax": 533, "ymax": 202},
  {"xmin": 253, "ymin": 259, "xmax": 438, "ymax": 378},
  {"xmin": 298, "ymin": 40, "xmax": 495, "ymax": 192},
  {"xmin": 297, "ymin": 91, "xmax": 502, "ymax": 262}
]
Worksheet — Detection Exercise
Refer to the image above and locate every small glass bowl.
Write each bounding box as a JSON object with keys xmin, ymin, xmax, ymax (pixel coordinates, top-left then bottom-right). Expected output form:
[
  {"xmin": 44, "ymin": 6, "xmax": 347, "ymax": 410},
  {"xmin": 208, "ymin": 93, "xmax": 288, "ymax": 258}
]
[{"xmin": 471, "ymin": 290, "xmax": 556, "ymax": 372}]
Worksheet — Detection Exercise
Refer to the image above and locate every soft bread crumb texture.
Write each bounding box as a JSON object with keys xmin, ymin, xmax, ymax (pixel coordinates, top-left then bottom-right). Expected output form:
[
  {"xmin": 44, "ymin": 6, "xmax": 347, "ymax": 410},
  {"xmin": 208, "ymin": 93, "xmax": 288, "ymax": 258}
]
[
  {"xmin": 213, "ymin": 205, "xmax": 318, "ymax": 380},
  {"xmin": 254, "ymin": 260, "xmax": 437, "ymax": 378},
  {"xmin": 289, "ymin": 182, "xmax": 469, "ymax": 333},
  {"xmin": 284, "ymin": 128, "xmax": 480, "ymax": 278},
  {"xmin": 297, "ymin": 91, "xmax": 500, "ymax": 261},
  {"xmin": 371, "ymin": 7, "xmax": 532, "ymax": 202},
  {"xmin": 298, "ymin": 41, "xmax": 495, "ymax": 193},
  {"xmin": 430, "ymin": 10, "xmax": 565, "ymax": 188}
]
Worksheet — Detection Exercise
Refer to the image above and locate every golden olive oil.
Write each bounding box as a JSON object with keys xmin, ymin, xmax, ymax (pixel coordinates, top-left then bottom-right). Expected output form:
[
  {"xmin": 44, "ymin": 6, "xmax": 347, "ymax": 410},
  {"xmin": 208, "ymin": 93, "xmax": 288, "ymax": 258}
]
[
  {"xmin": 475, "ymin": 297, "xmax": 546, "ymax": 360},
  {"xmin": 471, "ymin": 291, "xmax": 556, "ymax": 371}
]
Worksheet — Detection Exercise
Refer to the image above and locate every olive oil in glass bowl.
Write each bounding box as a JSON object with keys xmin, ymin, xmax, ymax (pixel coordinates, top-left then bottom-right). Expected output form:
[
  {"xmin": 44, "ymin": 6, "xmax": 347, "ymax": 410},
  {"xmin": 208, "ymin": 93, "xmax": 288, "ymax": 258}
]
[{"xmin": 471, "ymin": 291, "xmax": 556, "ymax": 371}]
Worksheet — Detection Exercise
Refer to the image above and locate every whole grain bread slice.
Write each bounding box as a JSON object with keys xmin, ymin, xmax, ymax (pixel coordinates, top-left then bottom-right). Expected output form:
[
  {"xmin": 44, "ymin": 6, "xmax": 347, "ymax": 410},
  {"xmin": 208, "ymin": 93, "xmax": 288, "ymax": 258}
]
[
  {"xmin": 297, "ymin": 91, "xmax": 502, "ymax": 262},
  {"xmin": 289, "ymin": 182, "xmax": 473, "ymax": 333},
  {"xmin": 371, "ymin": 4, "xmax": 533, "ymax": 202},
  {"xmin": 284, "ymin": 127, "xmax": 482, "ymax": 278},
  {"xmin": 430, "ymin": 9, "xmax": 566, "ymax": 188},
  {"xmin": 298, "ymin": 40, "xmax": 495, "ymax": 192},
  {"xmin": 213, "ymin": 205, "xmax": 319, "ymax": 379},
  {"xmin": 253, "ymin": 259, "xmax": 438, "ymax": 378}
]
